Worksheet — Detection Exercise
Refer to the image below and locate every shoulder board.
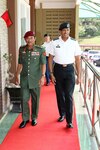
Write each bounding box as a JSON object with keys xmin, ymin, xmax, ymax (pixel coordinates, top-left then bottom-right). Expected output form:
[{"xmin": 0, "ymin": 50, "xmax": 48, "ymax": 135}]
[
  {"xmin": 35, "ymin": 45, "xmax": 44, "ymax": 49},
  {"xmin": 53, "ymin": 38, "xmax": 59, "ymax": 41},
  {"xmin": 70, "ymin": 37, "xmax": 76, "ymax": 41},
  {"xmin": 35, "ymin": 45, "xmax": 41, "ymax": 48}
]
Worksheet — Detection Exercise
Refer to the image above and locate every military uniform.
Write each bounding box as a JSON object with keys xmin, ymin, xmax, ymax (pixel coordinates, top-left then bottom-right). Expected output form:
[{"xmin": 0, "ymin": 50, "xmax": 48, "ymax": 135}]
[
  {"xmin": 42, "ymin": 41, "xmax": 51, "ymax": 85},
  {"xmin": 50, "ymin": 35, "xmax": 81, "ymax": 125},
  {"xmin": 18, "ymin": 45, "xmax": 46, "ymax": 121}
]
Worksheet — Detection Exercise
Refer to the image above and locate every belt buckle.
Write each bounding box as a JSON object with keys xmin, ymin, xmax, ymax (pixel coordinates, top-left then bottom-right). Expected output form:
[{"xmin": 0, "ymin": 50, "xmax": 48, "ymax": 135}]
[{"xmin": 62, "ymin": 64, "xmax": 67, "ymax": 67}]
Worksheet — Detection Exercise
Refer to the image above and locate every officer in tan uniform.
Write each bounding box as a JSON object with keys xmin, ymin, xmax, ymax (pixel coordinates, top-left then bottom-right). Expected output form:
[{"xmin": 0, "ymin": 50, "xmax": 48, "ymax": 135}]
[{"xmin": 15, "ymin": 31, "xmax": 46, "ymax": 128}]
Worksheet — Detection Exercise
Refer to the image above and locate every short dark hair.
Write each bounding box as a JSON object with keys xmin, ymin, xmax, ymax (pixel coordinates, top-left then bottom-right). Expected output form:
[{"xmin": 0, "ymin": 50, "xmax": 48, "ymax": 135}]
[{"xmin": 44, "ymin": 33, "xmax": 50, "ymax": 37}]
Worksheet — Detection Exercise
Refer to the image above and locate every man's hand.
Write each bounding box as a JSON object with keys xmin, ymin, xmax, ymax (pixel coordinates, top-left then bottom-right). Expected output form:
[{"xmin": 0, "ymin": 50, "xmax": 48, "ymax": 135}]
[
  {"xmin": 51, "ymin": 74, "xmax": 56, "ymax": 85},
  {"xmin": 39, "ymin": 76, "xmax": 45, "ymax": 86},
  {"xmin": 75, "ymin": 76, "xmax": 81, "ymax": 84},
  {"xmin": 15, "ymin": 64, "xmax": 22, "ymax": 85},
  {"xmin": 15, "ymin": 75, "xmax": 20, "ymax": 85}
]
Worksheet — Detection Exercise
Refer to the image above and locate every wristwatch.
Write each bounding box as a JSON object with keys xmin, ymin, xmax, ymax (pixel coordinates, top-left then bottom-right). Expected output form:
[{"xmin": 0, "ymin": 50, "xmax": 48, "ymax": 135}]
[{"xmin": 42, "ymin": 74, "xmax": 45, "ymax": 77}]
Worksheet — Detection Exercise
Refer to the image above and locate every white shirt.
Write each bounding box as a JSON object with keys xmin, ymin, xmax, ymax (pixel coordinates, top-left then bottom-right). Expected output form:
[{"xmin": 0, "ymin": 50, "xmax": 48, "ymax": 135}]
[
  {"xmin": 42, "ymin": 41, "xmax": 51, "ymax": 57},
  {"xmin": 49, "ymin": 36, "xmax": 82, "ymax": 64}
]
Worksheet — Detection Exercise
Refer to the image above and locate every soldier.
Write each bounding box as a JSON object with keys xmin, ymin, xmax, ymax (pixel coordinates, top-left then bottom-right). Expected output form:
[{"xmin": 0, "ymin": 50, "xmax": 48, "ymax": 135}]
[
  {"xmin": 15, "ymin": 31, "xmax": 46, "ymax": 128},
  {"xmin": 42, "ymin": 33, "xmax": 51, "ymax": 86},
  {"xmin": 48, "ymin": 22, "xmax": 81, "ymax": 128}
]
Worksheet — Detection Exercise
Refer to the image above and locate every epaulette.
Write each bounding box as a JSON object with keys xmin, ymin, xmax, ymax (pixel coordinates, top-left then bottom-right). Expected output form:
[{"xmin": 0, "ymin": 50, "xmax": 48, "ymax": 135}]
[
  {"xmin": 35, "ymin": 45, "xmax": 44, "ymax": 49},
  {"xmin": 53, "ymin": 38, "xmax": 59, "ymax": 41},
  {"xmin": 71, "ymin": 37, "xmax": 76, "ymax": 41}
]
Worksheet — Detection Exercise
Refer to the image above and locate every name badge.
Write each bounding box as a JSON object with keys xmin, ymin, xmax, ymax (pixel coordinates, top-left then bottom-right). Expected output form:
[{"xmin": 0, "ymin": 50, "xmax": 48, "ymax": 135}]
[{"xmin": 56, "ymin": 45, "xmax": 60, "ymax": 48}]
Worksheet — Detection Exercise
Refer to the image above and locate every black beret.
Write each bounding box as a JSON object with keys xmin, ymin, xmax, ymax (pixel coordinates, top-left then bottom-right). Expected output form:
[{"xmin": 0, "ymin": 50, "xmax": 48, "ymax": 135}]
[{"xmin": 59, "ymin": 22, "xmax": 70, "ymax": 30}]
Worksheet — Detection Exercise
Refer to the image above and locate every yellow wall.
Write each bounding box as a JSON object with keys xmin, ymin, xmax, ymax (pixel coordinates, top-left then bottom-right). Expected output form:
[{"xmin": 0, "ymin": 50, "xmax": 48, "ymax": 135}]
[{"xmin": 36, "ymin": 8, "xmax": 76, "ymax": 45}]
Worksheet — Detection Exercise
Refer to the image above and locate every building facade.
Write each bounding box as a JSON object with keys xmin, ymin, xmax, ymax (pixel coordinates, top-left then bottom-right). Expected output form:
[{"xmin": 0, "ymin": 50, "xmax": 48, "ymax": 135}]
[
  {"xmin": 0, "ymin": 0, "xmax": 32, "ymax": 117},
  {"xmin": 0, "ymin": 0, "xmax": 79, "ymax": 118}
]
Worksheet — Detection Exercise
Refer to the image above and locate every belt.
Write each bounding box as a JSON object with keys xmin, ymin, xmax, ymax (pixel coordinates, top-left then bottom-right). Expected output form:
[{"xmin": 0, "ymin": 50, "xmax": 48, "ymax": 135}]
[{"xmin": 55, "ymin": 63, "xmax": 74, "ymax": 67}]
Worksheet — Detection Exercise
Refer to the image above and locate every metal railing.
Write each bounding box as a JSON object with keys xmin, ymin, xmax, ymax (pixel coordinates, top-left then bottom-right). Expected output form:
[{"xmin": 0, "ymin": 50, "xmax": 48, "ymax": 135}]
[
  {"xmin": 80, "ymin": 44, "xmax": 100, "ymax": 51},
  {"xmin": 80, "ymin": 56, "xmax": 100, "ymax": 149}
]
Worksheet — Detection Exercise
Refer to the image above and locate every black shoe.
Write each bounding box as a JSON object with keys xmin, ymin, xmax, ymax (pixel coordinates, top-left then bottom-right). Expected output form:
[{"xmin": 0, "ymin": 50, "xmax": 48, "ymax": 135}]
[
  {"xmin": 58, "ymin": 116, "xmax": 65, "ymax": 122},
  {"xmin": 19, "ymin": 120, "xmax": 29, "ymax": 128},
  {"xmin": 67, "ymin": 123, "xmax": 73, "ymax": 128},
  {"xmin": 31, "ymin": 119, "xmax": 37, "ymax": 126},
  {"xmin": 46, "ymin": 83, "xmax": 50, "ymax": 86}
]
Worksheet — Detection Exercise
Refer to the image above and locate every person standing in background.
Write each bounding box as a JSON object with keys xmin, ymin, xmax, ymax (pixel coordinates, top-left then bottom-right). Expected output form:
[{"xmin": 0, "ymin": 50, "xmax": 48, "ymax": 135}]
[
  {"xmin": 42, "ymin": 34, "xmax": 51, "ymax": 86},
  {"xmin": 48, "ymin": 22, "xmax": 81, "ymax": 128},
  {"xmin": 15, "ymin": 31, "xmax": 46, "ymax": 128}
]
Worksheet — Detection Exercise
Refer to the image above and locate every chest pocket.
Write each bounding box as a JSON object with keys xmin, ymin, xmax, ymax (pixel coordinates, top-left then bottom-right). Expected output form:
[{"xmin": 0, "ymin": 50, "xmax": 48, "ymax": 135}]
[
  {"xmin": 30, "ymin": 52, "xmax": 40, "ymax": 61},
  {"xmin": 21, "ymin": 53, "xmax": 28, "ymax": 63},
  {"xmin": 54, "ymin": 47, "xmax": 62, "ymax": 58}
]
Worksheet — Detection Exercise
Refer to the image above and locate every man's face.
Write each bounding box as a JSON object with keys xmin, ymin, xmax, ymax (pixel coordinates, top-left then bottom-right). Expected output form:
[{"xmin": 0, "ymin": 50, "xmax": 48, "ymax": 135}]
[
  {"xmin": 25, "ymin": 36, "xmax": 35, "ymax": 46},
  {"xmin": 60, "ymin": 28, "xmax": 70, "ymax": 39},
  {"xmin": 44, "ymin": 36, "xmax": 50, "ymax": 42}
]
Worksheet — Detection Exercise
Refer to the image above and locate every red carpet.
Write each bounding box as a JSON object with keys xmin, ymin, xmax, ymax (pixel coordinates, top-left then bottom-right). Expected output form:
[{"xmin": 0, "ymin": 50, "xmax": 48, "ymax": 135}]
[{"xmin": 0, "ymin": 84, "xmax": 80, "ymax": 150}]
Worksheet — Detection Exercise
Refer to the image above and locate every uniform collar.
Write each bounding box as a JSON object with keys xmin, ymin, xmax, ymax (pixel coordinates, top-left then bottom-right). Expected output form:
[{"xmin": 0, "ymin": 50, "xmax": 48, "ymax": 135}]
[
  {"xmin": 26, "ymin": 45, "xmax": 34, "ymax": 51},
  {"xmin": 44, "ymin": 41, "xmax": 51, "ymax": 45},
  {"xmin": 59, "ymin": 36, "xmax": 70, "ymax": 42}
]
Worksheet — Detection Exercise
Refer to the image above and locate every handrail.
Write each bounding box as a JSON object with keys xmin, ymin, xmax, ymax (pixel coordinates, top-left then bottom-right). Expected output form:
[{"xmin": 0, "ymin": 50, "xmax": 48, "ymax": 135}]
[
  {"xmin": 81, "ymin": 56, "xmax": 100, "ymax": 80},
  {"xmin": 80, "ymin": 56, "xmax": 100, "ymax": 149},
  {"xmin": 80, "ymin": 44, "xmax": 100, "ymax": 50}
]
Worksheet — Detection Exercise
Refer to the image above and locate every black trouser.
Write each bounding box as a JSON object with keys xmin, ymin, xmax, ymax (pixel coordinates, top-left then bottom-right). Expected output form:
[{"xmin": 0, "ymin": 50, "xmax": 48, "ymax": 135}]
[
  {"xmin": 54, "ymin": 63, "xmax": 75, "ymax": 124},
  {"xmin": 45, "ymin": 57, "xmax": 50, "ymax": 84}
]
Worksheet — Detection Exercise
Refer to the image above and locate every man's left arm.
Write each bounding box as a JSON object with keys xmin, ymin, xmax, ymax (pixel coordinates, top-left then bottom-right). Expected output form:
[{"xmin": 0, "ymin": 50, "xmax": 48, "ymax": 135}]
[
  {"xmin": 39, "ymin": 49, "xmax": 46, "ymax": 86},
  {"xmin": 75, "ymin": 55, "xmax": 81, "ymax": 84},
  {"xmin": 41, "ymin": 64, "xmax": 46, "ymax": 77},
  {"xmin": 39, "ymin": 64, "xmax": 46, "ymax": 86}
]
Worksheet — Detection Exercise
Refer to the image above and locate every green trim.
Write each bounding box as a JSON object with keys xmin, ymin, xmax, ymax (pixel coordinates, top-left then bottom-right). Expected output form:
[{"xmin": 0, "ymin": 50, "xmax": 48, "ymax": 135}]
[{"xmin": 0, "ymin": 112, "xmax": 18, "ymax": 144}]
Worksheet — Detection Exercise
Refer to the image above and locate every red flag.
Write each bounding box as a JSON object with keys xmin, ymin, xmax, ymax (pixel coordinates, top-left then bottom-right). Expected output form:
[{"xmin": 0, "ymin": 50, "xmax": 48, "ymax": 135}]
[{"xmin": 1, "ymin": 10, "xmax": 12, "ymax": 27}]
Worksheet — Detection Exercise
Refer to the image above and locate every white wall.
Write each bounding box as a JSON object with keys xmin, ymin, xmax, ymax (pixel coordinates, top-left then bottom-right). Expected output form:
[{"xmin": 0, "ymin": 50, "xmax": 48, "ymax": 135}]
[
  {"xmin": 35, "ymin": 0, "xmax": 76, "ymax": 9},
  {"xmin": 0, "ymin": 0, "xmax": 10, "ymax": 112},
  {"xmin": 16, "ymin": 0, "xmax": 30, "ymax": 48},
  {"xmin": 0, "ymin": 0, "xmax": 30, "ymax": 113}
]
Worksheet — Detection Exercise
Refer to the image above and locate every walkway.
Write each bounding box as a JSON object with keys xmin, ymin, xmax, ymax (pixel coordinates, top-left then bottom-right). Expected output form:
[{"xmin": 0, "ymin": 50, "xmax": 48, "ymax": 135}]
[{"xmin": 0, "ymin": 84, "xmax": 99, "ymax": 150}]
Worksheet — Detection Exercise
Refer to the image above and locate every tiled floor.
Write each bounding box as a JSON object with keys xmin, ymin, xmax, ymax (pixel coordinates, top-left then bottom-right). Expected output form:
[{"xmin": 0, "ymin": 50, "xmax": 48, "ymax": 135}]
[
  {"xmin": 74, "ymin": 85, "xmax": 99, "ymax": 150},
  {"xmin": 0, "ymin": 112, "xmax": 18, "ymax": 144},
  {"xmin": 0, "ymin": 85, "xmax": 99, "ymax": 150}
]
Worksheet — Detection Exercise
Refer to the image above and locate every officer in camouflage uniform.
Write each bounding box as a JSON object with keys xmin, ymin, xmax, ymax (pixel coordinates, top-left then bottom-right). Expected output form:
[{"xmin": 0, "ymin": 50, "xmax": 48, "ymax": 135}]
[{"xmin": 15, "ymin": 31, "xmax": 46, "ymax": 128}]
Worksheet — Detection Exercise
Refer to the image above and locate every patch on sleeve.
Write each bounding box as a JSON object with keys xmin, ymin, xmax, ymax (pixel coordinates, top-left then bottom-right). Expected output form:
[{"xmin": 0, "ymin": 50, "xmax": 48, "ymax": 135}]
[{"xmin": 42, "ymin": 51, "xmax": 46, "ymax": 56}]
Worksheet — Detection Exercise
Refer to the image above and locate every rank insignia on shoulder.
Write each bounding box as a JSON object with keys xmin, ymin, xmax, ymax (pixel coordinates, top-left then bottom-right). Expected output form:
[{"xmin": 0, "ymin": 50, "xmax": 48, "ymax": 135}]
[
  {"xmin": 71, "ymin": 37, "xmax": 76, "ymax": 41},
  {"xmin": 56, "ymin": 45, "xmax": 60, "ymax": 48},
  {"xmin": 53, "ymin": 38, "xmax": 59, "ymax": 41},
  {"xmin": 35, "ymin": 45, "xmax": 42, "ymax": 49}
]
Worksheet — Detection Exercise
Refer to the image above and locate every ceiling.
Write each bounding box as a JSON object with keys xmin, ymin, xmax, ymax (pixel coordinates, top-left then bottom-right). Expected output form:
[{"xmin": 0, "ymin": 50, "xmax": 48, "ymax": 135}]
[{"xmin": 35, "ymin": 0, "xmax": 82, "ymax": 9}]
